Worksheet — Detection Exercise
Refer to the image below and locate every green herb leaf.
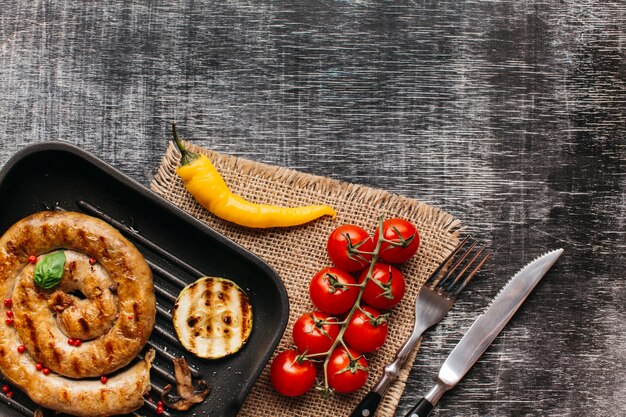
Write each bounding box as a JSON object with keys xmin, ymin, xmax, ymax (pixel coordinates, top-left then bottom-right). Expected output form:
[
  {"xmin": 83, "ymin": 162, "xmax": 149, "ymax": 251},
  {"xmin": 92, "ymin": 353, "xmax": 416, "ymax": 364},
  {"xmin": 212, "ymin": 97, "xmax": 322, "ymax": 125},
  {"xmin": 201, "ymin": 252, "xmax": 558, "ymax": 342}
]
[{"xmin": 34, "ymin": 251, "xmax": 66, "ymax": 289}]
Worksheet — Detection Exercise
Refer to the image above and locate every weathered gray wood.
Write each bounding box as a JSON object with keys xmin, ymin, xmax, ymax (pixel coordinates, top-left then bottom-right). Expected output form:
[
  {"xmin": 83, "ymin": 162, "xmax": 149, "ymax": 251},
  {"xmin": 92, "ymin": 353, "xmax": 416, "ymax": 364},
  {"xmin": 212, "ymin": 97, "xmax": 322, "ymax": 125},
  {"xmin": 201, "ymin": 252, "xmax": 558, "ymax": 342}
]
[{"xmin": 0, "ymin": 1, "xmax": 624, "ymax": 416}]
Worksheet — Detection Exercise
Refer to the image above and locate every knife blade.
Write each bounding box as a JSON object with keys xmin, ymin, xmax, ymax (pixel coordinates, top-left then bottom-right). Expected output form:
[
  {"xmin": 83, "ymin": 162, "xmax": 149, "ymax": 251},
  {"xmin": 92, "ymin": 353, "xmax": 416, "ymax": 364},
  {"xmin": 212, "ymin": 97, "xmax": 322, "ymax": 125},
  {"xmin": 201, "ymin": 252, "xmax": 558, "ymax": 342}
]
[{"xmin": 404, "ymin": 248, "xmax": 563, "ymax": 417}]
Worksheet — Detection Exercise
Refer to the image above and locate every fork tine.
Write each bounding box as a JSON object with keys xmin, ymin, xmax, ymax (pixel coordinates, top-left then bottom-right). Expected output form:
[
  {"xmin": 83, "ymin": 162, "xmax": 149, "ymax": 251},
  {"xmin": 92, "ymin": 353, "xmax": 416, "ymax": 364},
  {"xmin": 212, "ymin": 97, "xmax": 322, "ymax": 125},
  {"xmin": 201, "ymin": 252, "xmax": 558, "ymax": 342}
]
[
  {"xmin": 427, "ymin": 236, "xmax": 471, "ymax": 285},
  {"xmin": 437, "ymin": 241, "xmax": 478, "ymax": 288},
  {"xmin": 451, "ymin": 249, "xmax": 492, "ymax": 295},
  {"xmin": 436, "ymin": 240, "xmax": 479, "ymax": 289},
  {"xmin": 443, "ymin": 245, "xmax": 486, "ymax": 292}
]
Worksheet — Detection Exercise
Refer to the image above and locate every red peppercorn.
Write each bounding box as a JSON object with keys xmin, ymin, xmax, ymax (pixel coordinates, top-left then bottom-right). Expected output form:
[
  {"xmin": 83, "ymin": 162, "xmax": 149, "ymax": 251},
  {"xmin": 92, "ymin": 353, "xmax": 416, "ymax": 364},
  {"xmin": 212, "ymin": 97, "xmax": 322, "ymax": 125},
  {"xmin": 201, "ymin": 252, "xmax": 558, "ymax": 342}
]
[
  {"xmin": 74, "ymin": 339, "xmax": 82, "ymax": 347},
  {"xmin": 5, "ymin": 310, "xmax": 13, "ymax": 318},
  {"xmin": 89, "ymin": 257, "xmax": 97, "ymax": 265},
  {"xmin": 42, "ymin": 368, "xmax": 50, "ymax": 376},
  {"xmin": 1, "ymin": 385, "xmax": 8, "ymax": 393},
  {"xmin": 100, "ymin": 376, "xmax": 108, "ymax": 384},
  {"xmin": 156, "ymin": 405, "xmax": 164, "ymax": 414},
  {"xmin": 35, "ymin": 363, "xmax": 43, "ymax": 371},
  {"xmin": 68, "ymin": 338, "xmax": 75, "ymax": 346},
  {"xmin": 27, "ymin": 255, "xmax": 37, "ymax": 264},
  {"xmin": 6, "ymin": 391, "xmax": 13, "ymax": 399},
  {"xmin": 3, "ymin": 298, "xmax": 12, "ymax": 308},
  {"xmin": 5, "ymin": 318, "xmax": 13, "ymax": 326},
  {"xmin": 17, "ymin": 345, "xmax": 25, "ymax": 354},
  {"xmin": 157, "ymin": 401, "xmax": 163, "ymax": 407}
]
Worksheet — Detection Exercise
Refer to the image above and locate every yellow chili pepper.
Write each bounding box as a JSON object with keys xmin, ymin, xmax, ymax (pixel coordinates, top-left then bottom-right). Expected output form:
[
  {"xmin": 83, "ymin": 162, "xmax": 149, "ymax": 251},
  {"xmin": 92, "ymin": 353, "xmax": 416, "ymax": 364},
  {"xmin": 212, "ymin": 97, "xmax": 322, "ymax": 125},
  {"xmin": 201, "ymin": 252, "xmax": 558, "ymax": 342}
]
[{"xmin": 171, "ymin": 123, "xmax": 336, "ymax": 228}]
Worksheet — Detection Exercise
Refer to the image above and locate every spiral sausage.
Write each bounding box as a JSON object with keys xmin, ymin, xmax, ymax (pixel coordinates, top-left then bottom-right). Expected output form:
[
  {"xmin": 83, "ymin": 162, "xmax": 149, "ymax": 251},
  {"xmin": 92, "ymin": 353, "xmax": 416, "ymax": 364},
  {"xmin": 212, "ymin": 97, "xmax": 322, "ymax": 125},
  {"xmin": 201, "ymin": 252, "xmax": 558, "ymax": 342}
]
[{"xmin": 0, "ymin": 211, "xmax": 157, "ymax": 416}]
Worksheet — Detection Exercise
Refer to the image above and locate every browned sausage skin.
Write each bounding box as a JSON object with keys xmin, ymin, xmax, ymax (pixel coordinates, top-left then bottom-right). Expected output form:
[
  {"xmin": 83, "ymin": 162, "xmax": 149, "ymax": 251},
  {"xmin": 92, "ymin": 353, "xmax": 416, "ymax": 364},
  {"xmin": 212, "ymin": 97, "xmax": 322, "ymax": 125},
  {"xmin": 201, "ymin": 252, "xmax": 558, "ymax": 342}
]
[{"xmin": 0, "ymin": 211, "xmax": 156, "ymax": 416}]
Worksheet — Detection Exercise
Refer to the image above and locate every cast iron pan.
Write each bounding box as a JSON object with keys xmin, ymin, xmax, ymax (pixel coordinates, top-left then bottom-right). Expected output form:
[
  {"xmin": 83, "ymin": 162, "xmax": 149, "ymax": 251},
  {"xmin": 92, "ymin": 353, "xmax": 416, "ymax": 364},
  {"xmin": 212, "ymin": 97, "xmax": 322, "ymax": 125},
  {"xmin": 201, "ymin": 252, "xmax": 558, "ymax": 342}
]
[{"xmin": 0, "ymin": 142, "xmax": 289, "ymax": 417}]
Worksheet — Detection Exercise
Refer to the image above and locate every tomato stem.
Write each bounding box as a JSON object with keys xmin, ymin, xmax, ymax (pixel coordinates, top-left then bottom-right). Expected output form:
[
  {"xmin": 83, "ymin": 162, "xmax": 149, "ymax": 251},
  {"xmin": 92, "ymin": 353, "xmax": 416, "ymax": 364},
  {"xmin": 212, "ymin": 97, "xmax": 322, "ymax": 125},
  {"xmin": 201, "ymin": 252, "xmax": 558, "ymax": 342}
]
[
  {"xmin": 306, "ymin": 215, "xmax": 386, "ymax": 393},
  {"xmin": 381, "ymin": 227, "xmax": 415, "ymax": 248},
  {"xmin": 339, "ymin": 283, "xmax": 365, "ymax": 287}
]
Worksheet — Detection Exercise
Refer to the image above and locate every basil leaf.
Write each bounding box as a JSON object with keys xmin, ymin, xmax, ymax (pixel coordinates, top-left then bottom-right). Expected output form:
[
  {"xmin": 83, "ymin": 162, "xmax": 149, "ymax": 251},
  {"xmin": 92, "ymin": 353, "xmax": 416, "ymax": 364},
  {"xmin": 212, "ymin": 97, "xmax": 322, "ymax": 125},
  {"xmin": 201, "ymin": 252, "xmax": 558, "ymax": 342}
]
[{"xmin": 33, "ymin": 251, "xmax": 66, "ymax": 289}]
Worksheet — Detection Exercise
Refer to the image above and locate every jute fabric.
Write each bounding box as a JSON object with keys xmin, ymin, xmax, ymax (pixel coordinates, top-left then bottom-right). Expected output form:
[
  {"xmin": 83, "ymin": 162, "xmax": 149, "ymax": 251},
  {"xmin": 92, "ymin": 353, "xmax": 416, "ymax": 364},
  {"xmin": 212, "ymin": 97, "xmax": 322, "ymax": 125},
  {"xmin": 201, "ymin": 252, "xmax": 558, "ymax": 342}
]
[{"xmin": 151, "ymin": 142, "xmax": 460, "ymax": 417}]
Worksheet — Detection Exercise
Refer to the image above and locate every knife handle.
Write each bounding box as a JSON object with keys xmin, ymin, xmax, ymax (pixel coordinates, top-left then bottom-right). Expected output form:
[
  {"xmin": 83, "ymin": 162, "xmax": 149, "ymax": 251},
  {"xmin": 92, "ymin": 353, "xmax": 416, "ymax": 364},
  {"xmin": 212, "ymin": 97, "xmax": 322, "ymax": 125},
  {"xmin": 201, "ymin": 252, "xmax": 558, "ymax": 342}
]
[
  {"xmin": 349, "ymin": 392, "xmax": 381, "ymax": 417},
  {"xmin": 404, "ymin": 398, "xmax": 434, "ymax": 417}
]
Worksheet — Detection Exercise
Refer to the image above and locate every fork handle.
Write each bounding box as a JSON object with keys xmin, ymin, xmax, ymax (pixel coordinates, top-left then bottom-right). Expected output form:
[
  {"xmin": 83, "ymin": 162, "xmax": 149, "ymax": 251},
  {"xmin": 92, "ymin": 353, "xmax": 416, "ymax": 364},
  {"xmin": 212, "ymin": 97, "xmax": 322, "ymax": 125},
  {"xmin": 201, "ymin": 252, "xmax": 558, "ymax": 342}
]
[
  {"xmin": 349, "ymin": 392, "xmax": 381, "ymax": 417},
  {"xmin": 404, "ymin": 398, "xmax": 434, "ymax": 417},
  {"xmin": 349, "ymin": 330, "xmax": 426, "ymax": 417}
]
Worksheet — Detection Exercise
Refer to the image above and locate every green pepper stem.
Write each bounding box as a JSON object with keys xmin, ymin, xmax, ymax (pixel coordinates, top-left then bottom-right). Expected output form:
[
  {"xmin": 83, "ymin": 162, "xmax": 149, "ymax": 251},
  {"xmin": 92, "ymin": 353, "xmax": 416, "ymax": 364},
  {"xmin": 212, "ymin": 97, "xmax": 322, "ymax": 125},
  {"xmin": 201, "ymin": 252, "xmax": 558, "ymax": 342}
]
[{"xmin": 171, "ymin": 122, "xmax": 199, "ymax": 165}]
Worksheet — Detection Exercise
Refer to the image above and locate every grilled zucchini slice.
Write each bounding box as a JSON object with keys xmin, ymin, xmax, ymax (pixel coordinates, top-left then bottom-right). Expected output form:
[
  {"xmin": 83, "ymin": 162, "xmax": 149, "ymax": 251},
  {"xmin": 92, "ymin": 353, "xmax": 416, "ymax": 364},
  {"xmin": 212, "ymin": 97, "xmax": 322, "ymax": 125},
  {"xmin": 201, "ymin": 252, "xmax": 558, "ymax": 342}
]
[{"xmin": 172, "ymin": 277, "xmax": 253, "ymax": 359}]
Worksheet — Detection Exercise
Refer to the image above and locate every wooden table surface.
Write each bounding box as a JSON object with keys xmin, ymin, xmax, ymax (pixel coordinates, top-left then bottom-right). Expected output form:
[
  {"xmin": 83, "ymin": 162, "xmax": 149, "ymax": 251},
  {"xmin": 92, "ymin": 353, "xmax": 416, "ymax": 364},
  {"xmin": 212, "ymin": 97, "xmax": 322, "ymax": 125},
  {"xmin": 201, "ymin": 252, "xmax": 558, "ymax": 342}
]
[{"xmin": 0, "ymin": 1, "xmax": 624, "ymax": 416}]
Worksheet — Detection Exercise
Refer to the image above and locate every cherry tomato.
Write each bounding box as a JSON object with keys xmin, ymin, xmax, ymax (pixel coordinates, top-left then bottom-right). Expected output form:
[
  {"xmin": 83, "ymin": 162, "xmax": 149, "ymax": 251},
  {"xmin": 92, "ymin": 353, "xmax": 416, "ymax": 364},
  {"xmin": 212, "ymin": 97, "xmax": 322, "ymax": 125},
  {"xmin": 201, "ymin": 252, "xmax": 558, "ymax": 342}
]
[
  {"xmin": 374, "ymin": 218, "xmax": 420, "ymax": 264},
  {"xmin": 270, "ymin": 349, "xmax": 317, "ymax": 397},
  {"xmin": 309, "ymin": 267, "xmax": 358, "ymax": 314},
  {"xmin": 292, "ymin": 311, "xmax": 340, "ymax": 355},
  {"xmin": 358, "ymin": 262, "xmax": 406, "ymax": 310},
  {"xmin": 327, "ymin": 225, "xmax": 375, "ymax": 272},
  {"xmin": 344, "ymin": 305, "xmax": 388, "ymax": 353},
  {"xmin": 326, "ymin": 346, "xmax": 368, "ymax": 393}
]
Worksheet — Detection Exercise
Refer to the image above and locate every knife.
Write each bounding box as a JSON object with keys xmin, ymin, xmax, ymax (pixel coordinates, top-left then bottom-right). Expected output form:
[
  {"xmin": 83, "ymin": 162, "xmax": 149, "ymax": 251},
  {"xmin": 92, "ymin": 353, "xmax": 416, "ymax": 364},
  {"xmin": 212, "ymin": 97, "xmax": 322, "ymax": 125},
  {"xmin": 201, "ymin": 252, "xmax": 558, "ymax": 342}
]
[{"xmin": 404, "ymin": 248, "xmax": 563, "ymax": 417}]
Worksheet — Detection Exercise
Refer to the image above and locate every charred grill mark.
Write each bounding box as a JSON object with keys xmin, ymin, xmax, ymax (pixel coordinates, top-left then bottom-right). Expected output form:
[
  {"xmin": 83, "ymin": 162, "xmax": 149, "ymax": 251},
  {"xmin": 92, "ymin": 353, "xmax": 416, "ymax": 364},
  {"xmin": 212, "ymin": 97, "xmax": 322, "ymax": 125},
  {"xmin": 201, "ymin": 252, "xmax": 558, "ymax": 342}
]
[
  {"xmin": 105, "ymin": 341, "xmax": 114, "ymax": 359},
  {"xmin": 23, "ymin": 315, "xmax": 41, "ymax": 356},
  {"xmin": 41, "ymin": 224, "xmax": 49, "ymax": 237},
  {"xmin": 6, "ymin": 240, "xmax": 18, "ymax": 256},
  {"xmin": 98, "ymin": 235, "xmax": 110, "ymax": 258},
  {"xmin": 77, "ymin": 229, "xmax": 86, "ymax": 243},
  {"xmin": 189, "ymin": 331, "xmax": 196, "ymax": 350},
  {"xmin": 52, "ymin": 344, "xmax": 62, "ymax": 366},
  {"xmin": 20, "ymin": 225, "xmax": 35, "ymax": 254},
  {"xmin": 68, "ymin": 261, "xmax": 77, "ymax": 274},
  {"xmin": 60, "ymin": 226, "xmax": 69, "ymax": 243},
  {"xmin": 0, "ymin": 347, "xmax": 5, "ymax": 357},
  {"xmin": 187, "ymin": 316, "xmax": 198, "ymax": 327},
  {"xmin": 219, "ymin": 282, "xmax": 233, "ymax": 304},
  {"xmin": 78, "ymin": 317, "xmax": 90, "ymax": 333},
  {"xmin": 72, "ymin": 357, "xmax": 82, "ymax": 374},
  {"xmin": 203, "ymin": 287, "xmax": 212, "ymax": 307},
  {"xmin": 239, "ymin": 292, "xmax": 251, "ymax": 339},
  {"xmin": 132, "ymin": 302, "xmax": 140, "ymax": 321},
  {"xmin": 60, "ymin": 389, "xmax": 69, "ymax": 402}
]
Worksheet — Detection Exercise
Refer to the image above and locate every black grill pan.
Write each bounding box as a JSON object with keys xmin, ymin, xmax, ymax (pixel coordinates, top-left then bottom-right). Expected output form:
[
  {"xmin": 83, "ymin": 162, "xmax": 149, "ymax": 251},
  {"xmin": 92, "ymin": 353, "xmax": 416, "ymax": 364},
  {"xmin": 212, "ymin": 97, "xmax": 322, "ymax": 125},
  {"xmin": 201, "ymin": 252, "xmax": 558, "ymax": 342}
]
[{"xmin": 0, "ymin": 142, "xmax": 289, "ymax": 417}]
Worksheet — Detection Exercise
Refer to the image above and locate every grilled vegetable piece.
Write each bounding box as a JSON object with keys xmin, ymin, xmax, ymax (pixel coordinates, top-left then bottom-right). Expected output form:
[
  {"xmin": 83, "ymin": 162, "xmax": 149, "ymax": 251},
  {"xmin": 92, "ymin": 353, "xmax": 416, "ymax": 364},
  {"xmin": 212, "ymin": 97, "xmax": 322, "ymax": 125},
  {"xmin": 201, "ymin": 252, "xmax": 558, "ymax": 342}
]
[
  {"xmin": 173, "ymin": 277, "xmax": 253, "ymax": 359},
  {"xmin": 161, "ymin": 356, "xmax": 210, "ymax": 411}
]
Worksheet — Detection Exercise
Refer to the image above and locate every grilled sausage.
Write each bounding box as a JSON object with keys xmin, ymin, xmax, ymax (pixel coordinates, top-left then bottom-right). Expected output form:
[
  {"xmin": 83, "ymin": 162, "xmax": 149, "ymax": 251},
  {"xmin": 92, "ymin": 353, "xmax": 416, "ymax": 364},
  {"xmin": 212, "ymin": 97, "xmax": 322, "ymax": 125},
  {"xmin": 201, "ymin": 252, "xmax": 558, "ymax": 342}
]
[{"xmin": 0, "ymin": 211, "xmax": 156, "ymax": 416}]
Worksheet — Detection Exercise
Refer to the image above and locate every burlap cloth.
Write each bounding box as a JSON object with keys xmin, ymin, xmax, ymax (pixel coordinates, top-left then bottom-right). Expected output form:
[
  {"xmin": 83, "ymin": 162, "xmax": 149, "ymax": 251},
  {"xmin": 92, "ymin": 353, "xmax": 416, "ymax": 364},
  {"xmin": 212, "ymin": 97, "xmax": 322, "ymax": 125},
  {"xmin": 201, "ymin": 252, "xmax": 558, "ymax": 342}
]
[{"xmin": 151, "ymin": 142, "xmax": 461, "ymax": 417}]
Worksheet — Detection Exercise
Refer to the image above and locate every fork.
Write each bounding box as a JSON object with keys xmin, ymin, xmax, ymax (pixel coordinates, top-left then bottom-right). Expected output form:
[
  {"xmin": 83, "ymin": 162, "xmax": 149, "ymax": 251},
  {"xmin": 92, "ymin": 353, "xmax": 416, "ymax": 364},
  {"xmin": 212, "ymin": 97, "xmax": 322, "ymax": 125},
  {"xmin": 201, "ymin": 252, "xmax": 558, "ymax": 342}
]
[{"xmin": 349, "ymin": 237, "xmax": 491, "ymax": 417}]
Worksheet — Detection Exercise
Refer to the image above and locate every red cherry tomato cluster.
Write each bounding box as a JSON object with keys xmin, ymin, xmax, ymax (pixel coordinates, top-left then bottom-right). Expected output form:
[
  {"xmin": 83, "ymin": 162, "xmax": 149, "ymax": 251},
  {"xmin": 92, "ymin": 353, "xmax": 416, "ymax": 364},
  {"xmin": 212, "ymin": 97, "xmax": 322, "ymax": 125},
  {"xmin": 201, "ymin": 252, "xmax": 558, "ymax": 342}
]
[{"xmin": 270, "ymin": 217, "xmax": 420, "ymax": 397}]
